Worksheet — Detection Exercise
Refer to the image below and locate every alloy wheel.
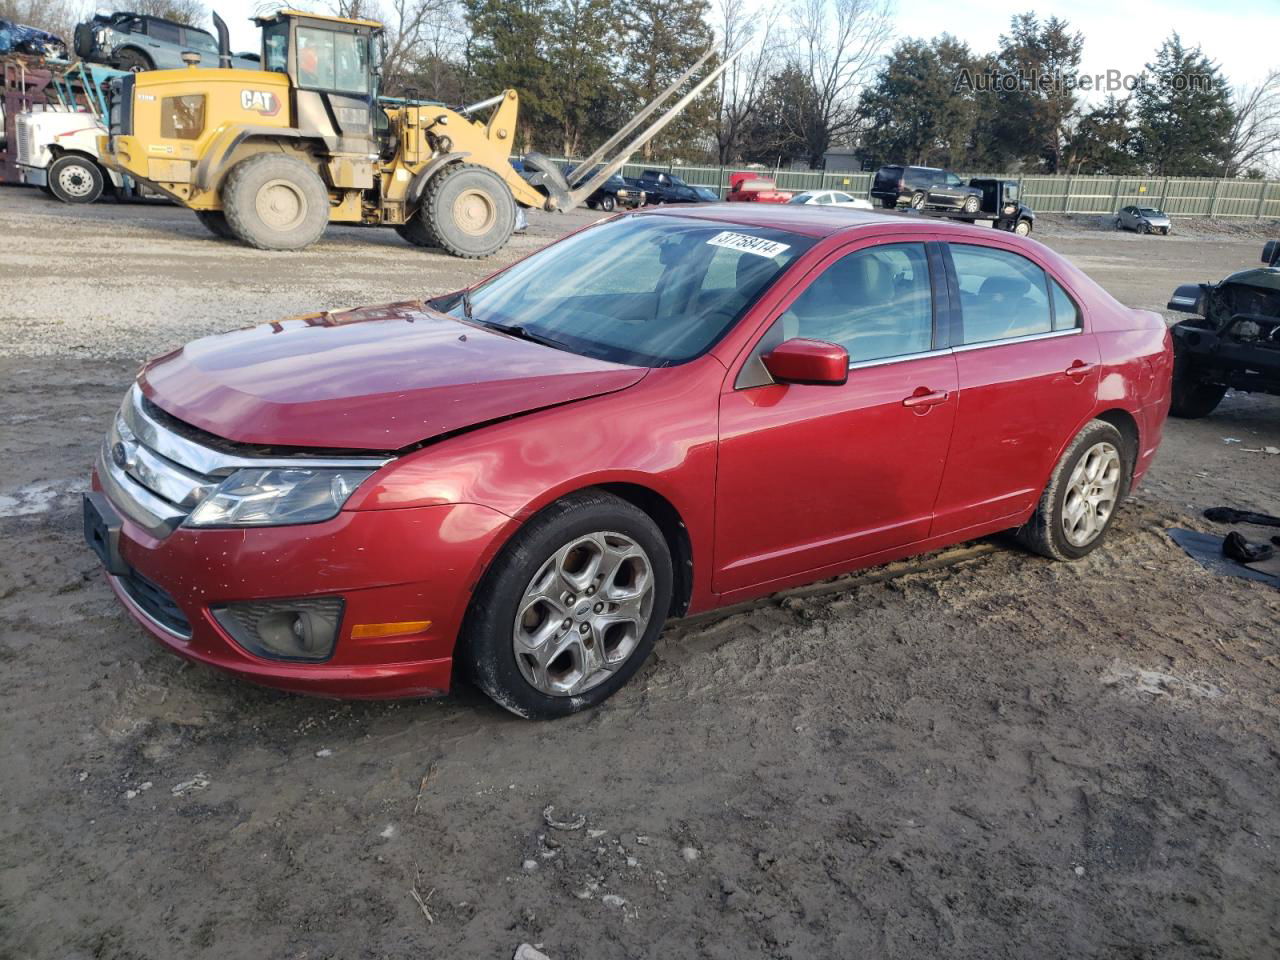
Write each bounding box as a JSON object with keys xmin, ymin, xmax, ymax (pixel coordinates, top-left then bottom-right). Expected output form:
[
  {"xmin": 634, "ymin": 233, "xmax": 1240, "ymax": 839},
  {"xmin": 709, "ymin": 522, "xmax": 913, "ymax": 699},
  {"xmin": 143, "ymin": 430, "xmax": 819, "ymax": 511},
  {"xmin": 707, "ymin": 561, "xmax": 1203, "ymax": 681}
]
[
  {"xmin": 512, "ymin": 531, "xmax": 655, "ymax": 697},
  {"xmin": 1061, "ymin": 441, "xmax": 1121, "ymax": 547}
]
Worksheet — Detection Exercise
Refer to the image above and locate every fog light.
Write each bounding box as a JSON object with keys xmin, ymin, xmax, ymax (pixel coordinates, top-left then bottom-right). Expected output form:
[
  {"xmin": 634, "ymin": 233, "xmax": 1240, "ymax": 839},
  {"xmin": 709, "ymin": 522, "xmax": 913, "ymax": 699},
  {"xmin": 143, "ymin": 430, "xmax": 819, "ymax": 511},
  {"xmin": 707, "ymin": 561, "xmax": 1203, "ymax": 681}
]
[{"xmin": 212, "ymin": 597, "xmax": 344, "ymax": 662}]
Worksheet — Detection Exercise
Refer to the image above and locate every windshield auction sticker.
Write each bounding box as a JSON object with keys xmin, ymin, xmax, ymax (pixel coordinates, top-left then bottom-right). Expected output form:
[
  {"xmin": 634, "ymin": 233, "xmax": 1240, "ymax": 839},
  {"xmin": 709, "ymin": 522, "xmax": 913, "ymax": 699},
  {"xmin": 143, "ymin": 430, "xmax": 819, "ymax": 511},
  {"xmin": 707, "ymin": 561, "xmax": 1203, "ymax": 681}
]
[{"xmin": 706, "ymin": 231, "xmax": 791, "ymax": 259}]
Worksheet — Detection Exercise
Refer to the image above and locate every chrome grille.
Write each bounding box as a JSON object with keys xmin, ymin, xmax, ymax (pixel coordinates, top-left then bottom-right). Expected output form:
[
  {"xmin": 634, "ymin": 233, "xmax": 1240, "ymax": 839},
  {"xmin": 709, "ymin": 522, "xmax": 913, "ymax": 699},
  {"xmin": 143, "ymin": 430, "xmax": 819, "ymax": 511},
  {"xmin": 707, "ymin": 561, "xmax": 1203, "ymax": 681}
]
[
  {"xmin": 15, "ymin": 114, "xmax": 33, "ymax": 165},
  {"xmin": 98, "ymin": 385, "xmax": 392, "ymax": 538}
]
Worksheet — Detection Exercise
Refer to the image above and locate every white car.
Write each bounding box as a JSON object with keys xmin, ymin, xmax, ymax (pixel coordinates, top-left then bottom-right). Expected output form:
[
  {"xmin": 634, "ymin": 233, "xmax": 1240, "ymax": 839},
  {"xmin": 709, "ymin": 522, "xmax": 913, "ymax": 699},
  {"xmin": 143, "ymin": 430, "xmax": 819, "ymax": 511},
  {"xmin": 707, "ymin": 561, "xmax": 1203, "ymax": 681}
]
[{"xmin": 787, "ymin": 189, "xmax": 874, "ymax": 210}]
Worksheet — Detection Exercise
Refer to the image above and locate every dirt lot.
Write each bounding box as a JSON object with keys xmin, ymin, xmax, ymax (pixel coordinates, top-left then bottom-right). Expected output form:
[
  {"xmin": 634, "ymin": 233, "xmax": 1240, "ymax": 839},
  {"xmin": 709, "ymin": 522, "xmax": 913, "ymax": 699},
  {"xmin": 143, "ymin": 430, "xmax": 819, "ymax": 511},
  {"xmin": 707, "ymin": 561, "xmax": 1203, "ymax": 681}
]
[{"xmin": 2, "ymin": 187, "xmax": 1278, "ymax": 959}]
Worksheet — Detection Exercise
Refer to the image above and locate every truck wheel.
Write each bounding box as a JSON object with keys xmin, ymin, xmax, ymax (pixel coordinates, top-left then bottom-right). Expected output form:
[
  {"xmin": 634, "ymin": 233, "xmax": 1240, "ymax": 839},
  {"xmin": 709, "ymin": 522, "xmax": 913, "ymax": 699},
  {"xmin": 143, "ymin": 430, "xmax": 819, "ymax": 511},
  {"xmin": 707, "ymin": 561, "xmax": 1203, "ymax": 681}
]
[
  {"xmin": 394, "ymin": 211, "xmax": 437, "ymax": 248},
  {"xmin": 422, "ymin": 163, "xmax": 516, "ymax": 259},
  {"xmin": 909, "ymin": 191, "xmax": 926, "ymax": 209},
  {"xmin": 48, "ymin": 155, "xmax": 104, "ymax": 203},
  {"xmin": 881, "ymin": 197, "xmax": 896, "ymax": 209},
  {"xmin": 1169, "ymin": 355, "xmax": 1226, "ymax": 418},
  {"xmin": 195, "ymin": 210, "xmax": 235, "ymax": 239},
  {"xmin": 115, "ymin": 48, "xmax": 152, "ymax": 72},
  {"xmin": 962, "ymin": 195, "xmax": 980, "ymax": 214},
  {"xmin": 599, "ymin": 193, "xmax": 616, "ymax": 212},
  {"xmin": 221, "ymin": 154, "xmax": 330, "ymax": 251},
  {"xmin": 1014, "ymin": 218, "xmax": 1032, "ymax": 236}
]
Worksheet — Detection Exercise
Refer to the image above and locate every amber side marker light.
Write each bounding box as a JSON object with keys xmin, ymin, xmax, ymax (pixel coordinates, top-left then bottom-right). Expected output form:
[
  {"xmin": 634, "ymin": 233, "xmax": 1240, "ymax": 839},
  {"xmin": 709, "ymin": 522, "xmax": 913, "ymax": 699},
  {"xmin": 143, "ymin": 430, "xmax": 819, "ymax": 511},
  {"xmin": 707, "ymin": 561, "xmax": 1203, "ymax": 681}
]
[{"xmin": 350, "ymin": 620, "xmax": 432, "ymax": 640}]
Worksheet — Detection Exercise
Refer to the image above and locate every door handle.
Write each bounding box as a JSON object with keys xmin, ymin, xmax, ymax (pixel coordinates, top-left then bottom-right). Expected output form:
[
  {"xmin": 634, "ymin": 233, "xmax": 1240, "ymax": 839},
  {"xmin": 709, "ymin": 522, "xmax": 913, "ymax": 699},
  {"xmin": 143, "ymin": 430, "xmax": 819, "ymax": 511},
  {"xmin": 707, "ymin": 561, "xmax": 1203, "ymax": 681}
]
[
  {"xmin": 1065, "ymin": 360, "xmax": 1097, "ymax": 379},
  {"xmin": 902, "ymin": 388, "xmax": 949, "ymax": 408}
]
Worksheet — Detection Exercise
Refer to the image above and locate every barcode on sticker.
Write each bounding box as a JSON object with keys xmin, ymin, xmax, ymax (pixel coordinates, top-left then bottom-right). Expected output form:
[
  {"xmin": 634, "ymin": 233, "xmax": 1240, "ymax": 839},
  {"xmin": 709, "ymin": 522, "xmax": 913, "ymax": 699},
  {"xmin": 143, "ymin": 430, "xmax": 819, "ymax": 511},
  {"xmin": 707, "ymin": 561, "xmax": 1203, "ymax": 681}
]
[{"xmin": 706, "ymin": 231, "xmax": 791, "ymax": 259}]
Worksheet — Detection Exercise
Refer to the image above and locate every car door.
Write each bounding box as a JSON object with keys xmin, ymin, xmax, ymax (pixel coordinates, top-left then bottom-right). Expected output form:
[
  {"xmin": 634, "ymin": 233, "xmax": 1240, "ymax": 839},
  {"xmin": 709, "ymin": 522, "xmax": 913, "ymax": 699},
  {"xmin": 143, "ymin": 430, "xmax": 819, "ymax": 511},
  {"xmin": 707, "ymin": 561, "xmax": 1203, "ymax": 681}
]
[
  {"xmin": 714, "ymin": 237, "xmax": 959, "ymax": 594},
  {"xmin": 930, "ymin": 239, "xmax": 1100, "ymax": 536}
]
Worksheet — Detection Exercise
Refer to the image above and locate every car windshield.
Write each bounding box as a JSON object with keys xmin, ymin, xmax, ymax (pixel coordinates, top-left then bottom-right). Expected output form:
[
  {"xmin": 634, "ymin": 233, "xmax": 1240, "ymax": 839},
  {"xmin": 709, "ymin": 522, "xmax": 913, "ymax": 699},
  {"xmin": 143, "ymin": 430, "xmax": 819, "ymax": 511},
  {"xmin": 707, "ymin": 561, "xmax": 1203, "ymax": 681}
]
[
  {"xmin": 445, "ymin": 215, "xmax": 813, "ymax": 367},
  {"xmin": 789, "ymin": 193, "xmax": 812, "ymax": 204},
  {"xmin": 1139, "ymin": 207, "xmax": 1163, "ymax": 216}
]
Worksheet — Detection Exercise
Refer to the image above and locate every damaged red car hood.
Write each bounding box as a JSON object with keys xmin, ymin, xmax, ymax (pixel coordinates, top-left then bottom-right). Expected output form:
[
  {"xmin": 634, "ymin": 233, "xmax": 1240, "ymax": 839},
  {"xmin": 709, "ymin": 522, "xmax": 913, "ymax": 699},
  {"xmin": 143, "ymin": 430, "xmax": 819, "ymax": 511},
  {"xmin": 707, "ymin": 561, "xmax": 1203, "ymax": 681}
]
[{"xmin": 139, "ymin": 301, "xmax": 647, "ymax": 450}]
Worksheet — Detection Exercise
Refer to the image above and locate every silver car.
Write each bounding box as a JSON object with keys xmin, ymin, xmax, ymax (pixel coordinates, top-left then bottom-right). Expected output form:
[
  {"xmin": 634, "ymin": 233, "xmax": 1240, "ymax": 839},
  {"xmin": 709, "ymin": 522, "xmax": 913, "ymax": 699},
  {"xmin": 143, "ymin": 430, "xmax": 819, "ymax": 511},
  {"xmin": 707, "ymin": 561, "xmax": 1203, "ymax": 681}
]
[{"xmin": 1116, "ymin": 205, "xmax": 1172, "ymax": 235}]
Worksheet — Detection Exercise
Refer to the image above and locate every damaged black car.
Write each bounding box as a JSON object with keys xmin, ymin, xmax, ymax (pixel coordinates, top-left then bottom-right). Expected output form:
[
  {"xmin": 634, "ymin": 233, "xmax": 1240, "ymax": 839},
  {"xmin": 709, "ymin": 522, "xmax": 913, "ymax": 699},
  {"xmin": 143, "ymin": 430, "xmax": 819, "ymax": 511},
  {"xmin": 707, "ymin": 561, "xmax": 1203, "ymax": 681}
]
[{"xmin": 1166, "ymin": 240, "xmax": 1280, "ymax": 418}]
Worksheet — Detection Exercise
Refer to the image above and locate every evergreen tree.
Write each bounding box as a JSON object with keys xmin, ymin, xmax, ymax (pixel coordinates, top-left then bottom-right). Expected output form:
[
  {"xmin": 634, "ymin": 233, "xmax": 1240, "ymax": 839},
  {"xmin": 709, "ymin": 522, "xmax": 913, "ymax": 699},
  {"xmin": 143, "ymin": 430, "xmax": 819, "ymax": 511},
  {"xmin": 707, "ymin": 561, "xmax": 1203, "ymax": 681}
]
[
  {"xmin": 1133, "ymin": 33, "xmax": 1234, "ymax": 176},
  {"xmin": 1063, "ymin": 95, "xmax": 1138, "ymax": 174},
  {"xmin": 857, "ymin": 35, "xmax": 980, "ymax": 168},
  {"xmin": 544, "ymin": 0, "xmax": 619, "ymax": 157},
  {"xmin": 463, "ymin": 0, "xmax": 556, "ymax": 150},
  {"xmin": 991, "ymin": 13, "xmax": 1083, "ymax": 172},
  {"xmin": 621, "ymin": 0, "xmax": 716, "ymax": 160}
]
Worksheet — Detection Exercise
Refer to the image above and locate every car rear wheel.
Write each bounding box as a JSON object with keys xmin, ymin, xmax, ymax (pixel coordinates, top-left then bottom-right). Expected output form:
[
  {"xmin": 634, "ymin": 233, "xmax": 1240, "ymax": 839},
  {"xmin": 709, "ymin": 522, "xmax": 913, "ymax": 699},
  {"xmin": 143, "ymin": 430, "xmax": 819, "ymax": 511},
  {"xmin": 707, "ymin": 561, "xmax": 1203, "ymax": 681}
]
[
  {"xmin": 1169, "ymin": 354, "xmax": 1226, "ymax": 418},
  {"xmin": 48, "ymin": 155, "xmax": 104, "ymax": 203},
  {"xmin": 962, "ymin": 195, "xmax": 980, "ymax": 214},
  {"xmin": 1017, "ymin": 420, "xmax": 1131, "ymax": 561},
  {"xmin": 462, "ymin": 490, "xmax": 673, "ymax": 719},
  {"xmin": 910, "ymin": 191, "xmax": 926, "ymax": 209}
]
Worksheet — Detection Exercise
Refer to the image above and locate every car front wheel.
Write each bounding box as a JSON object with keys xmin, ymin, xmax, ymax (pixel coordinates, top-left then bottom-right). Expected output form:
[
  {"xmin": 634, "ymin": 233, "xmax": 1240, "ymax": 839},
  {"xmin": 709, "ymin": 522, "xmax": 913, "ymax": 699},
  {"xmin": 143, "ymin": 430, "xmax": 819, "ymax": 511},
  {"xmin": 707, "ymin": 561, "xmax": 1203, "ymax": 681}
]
[
  {"xmin": 462, "ymin": 490, "xmax": 673, "ymax": 719},
  {"xmin": 599, "ymin": 193, "xmax": 616, "ymax": 212},
  {"xmin": 1017, "ymin": 420, "xmax": 1131, "ymax": 561},
  {"xmin": 910, "ymin": 191, "xmax": 926, "ymax": 209}
]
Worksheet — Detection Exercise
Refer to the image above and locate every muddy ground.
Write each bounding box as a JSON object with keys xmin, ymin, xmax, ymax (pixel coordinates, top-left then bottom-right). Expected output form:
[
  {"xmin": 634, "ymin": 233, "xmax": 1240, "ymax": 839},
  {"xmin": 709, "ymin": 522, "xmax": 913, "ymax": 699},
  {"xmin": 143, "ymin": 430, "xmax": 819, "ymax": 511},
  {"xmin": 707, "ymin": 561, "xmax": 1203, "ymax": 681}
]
[{"xmin": 1, "ymin": 187, "xmax": 1278, "ymax": 959}]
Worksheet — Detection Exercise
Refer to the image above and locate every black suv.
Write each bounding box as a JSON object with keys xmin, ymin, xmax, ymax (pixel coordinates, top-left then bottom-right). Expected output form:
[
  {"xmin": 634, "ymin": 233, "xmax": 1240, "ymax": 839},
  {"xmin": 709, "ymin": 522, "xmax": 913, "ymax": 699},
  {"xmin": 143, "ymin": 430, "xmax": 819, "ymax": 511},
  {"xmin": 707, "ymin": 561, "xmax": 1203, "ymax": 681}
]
[
  {"xmin": 1165, "ymin": 240, "xmax": 1280, "ymax": 418},
  {"xmin": 871, "ymin": 165, "xmax": 981, "ymax": 211}
]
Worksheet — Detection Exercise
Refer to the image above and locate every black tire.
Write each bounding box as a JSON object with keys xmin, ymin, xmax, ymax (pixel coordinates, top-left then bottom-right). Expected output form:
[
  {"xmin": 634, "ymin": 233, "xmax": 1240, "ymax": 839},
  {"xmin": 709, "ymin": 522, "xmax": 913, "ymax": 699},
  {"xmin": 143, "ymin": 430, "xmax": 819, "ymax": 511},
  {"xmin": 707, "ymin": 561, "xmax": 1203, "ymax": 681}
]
[
  {"xmin": 586, "ymin": 200, "xmax": 598, "ymax": 210},
  {"xmin": 881, "ymin": 197, "xmax": 896, "ymax": 209},
  {"xmin": 47, "ymin": 154, "xmax": 104, "ymax": 203},
  {"xmin": 599, "ymin": 193, "xmax": 616, "ymax": 212},
  {"xmin": 1017, "ymin": 420, "xmax": 1132, "ymax": 561},
  {"xmin": 115, "ymin": 48, "xmax": 152, "ymax": 72},
  {"xmin": 910, "ymin": 191, "xmax": 926, "ymax": 209},
  {"xmin": 962, "ymin": 195, "xmax": 980, "ymax": 214},
  {"xmin": 1014, "ymin": 218, "xmax": 1032, "ymax": 236},
  {"xmin": 394, "ymin": 211, "xmax": 437, "ymax": 248},
  {"xmin": 1169, "ymin": 353, "xmax": 1226, "ymax": 418},
  {"xmin": 195, "ymin": 210, "xmax": 235, "ymax": 239},
  {"xmin": 221, "ymin": 153, "xmax": 330, "ymax": 251},
  {"xmin": 461, "ymin": 490, "xmax": 674, "ymax": 719},
  {"xmin": 421, "ymin": 162, "xmax": 516, "ymax": 259}
]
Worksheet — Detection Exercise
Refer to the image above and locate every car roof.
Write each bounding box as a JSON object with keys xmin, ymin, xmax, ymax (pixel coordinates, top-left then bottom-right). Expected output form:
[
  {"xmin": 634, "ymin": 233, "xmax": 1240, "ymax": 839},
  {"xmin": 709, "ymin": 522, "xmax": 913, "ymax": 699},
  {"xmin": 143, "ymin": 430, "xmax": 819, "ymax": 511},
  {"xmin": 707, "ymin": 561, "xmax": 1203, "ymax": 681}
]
[{"xmin": 632, "ymin": 203, "xmax": 1003, "ymax": 240}]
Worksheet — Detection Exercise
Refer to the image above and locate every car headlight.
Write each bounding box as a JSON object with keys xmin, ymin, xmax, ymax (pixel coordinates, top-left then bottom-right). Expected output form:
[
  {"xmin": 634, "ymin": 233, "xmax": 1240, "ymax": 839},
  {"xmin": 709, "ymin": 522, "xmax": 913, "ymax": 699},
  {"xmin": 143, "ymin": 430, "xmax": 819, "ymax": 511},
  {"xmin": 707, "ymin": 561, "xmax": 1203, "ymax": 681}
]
[{"xmin": 186, "ymin": 467, "xmax": 374, "ymax": 527}]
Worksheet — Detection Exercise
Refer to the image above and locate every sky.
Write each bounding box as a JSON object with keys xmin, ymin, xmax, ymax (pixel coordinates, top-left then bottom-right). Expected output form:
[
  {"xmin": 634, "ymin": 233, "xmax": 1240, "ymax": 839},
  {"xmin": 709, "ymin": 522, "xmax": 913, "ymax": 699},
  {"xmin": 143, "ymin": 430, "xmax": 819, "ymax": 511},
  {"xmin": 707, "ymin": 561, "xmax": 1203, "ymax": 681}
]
[{"xmin": 207, "ymin": 0, "xmax": 1278, "ymax": 92}]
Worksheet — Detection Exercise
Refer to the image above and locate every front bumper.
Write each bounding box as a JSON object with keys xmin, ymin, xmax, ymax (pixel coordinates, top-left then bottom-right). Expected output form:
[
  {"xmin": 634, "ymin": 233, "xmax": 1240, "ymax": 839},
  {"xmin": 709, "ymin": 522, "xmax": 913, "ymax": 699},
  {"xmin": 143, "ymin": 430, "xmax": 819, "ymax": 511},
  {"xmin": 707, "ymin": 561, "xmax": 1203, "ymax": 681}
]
[{"xmin": 90, "ymin": 465, "xmax": 511, "ymax": 698}]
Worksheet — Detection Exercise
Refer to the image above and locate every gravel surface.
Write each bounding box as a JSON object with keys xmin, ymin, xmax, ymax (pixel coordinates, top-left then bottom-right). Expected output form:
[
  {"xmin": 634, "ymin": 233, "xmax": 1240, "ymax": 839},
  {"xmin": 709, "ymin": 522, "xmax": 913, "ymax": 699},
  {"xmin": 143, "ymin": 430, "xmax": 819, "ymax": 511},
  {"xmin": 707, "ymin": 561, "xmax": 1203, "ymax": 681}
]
[{"xmin": 2, "ymin": 186, "xmax": 1279, "ymax": 959}]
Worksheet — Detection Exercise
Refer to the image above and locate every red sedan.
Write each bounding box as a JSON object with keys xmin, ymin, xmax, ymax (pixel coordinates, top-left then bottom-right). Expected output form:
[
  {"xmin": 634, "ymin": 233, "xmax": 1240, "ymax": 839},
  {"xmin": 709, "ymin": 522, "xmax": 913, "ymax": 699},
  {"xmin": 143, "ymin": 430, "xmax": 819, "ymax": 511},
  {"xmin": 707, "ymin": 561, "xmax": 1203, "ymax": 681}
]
[{"xmin": 85, "ymin": 206, "xmax": 1172, "ymax": 718}]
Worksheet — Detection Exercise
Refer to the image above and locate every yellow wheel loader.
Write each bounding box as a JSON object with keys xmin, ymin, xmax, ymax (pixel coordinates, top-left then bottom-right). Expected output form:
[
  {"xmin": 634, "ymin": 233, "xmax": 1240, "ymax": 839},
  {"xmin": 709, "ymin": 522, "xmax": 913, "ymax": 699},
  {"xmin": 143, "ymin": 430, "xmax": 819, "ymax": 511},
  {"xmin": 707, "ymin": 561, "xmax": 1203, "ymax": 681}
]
[{"xmin": 97, "ymin": 9, "xmax": 740, "ymax": 257}]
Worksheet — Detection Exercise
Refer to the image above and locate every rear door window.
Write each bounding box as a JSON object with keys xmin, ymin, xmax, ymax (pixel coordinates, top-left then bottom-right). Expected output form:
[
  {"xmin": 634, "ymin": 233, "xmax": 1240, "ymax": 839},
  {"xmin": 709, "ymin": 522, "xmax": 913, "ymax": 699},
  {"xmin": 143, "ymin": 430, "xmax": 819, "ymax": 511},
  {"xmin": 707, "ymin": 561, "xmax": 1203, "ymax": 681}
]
[
  {"xmin": 1050, "ymin": 277, "xmax": 1082, "ymax": 331},
  {"xmin": 147, "ymin": 20, "xmax": 181, "ymax": 44},
  {"xmin": 777, "ymin": 242, "xmax": 934, "ymax": 363},
  {"xmin": 949, "ymin": 244, "xmax": 1053, "ymax": 344}
]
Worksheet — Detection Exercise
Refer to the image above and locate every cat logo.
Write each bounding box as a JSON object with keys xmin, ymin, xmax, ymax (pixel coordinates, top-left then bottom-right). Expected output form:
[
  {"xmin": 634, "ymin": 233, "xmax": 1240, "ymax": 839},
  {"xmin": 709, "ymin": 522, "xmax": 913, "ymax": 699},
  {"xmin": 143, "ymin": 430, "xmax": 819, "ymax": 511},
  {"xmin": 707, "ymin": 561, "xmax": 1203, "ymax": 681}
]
[{"xmin": 240, "ymin": 90, "xmax": 281, "ymax": 116}]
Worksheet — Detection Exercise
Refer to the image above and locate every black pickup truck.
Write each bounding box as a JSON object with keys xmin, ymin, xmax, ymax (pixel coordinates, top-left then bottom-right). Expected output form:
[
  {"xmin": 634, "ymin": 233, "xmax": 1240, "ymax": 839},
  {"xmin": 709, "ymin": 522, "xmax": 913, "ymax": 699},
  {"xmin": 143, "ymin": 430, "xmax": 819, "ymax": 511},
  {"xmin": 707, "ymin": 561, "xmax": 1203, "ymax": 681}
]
[
  {"xmin": 1165, "ymin": 240, "xmax": 1280, "ymax": 418},
  {"xmin": 624, "ymin": 169, "xmax": 717, "ymax": 205}
]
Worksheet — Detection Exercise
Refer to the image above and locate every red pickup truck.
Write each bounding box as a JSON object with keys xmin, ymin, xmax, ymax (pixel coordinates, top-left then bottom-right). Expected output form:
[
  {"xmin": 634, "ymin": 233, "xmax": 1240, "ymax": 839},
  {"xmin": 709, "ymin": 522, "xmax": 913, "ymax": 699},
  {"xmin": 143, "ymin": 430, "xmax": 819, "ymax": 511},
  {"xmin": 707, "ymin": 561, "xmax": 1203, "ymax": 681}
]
[{"xmin": 726, "ymin": 172, "xmax": 793, "ymax": 203}]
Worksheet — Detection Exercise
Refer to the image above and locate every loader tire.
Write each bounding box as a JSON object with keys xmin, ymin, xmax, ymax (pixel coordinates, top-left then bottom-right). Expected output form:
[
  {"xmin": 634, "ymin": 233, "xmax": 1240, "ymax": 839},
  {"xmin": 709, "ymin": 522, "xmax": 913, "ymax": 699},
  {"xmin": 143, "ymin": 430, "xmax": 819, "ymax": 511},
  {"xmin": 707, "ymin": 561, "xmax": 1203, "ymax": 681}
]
[
  {"xmin": 422, "ymin": 163, "xmax": 516, "ymax": 259},
  {"xmin": 394, "ymin": 211, "xmax": 437, "ymax": 248},
  {"xmin": 221, "ymin": 154, "xmax": 330, "ymax": 251},
  {"xmin": 195, "ymin": 210, "xmax": 235, "ymax": 239}
]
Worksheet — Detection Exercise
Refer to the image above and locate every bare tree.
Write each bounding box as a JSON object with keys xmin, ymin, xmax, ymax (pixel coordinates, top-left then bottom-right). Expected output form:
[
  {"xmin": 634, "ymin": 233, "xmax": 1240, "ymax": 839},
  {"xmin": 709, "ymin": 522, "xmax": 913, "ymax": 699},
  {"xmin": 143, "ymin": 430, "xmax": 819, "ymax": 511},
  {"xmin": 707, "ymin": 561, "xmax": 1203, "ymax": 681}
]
[
  {"xmin": 712, "ymin": 0, "xmax": 780, "ymax": 164},
  {"xmin": 330, "ymin": 0, "xmax": 454, "ymax": 94},
  {"xmin": 784, "ymin": 0, "xmax": 892, "ymax": 165},
  {"xmin": 1225, "ymin": 69, "xmax": 1280, "ymax": 178}
]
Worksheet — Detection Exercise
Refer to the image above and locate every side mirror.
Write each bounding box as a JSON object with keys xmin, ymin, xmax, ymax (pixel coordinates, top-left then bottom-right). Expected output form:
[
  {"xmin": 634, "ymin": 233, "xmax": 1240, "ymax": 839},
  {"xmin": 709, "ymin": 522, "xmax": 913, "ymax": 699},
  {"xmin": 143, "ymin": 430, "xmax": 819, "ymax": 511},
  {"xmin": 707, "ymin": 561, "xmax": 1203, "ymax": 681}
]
[
  {"xmin": 762, "ymin": 338, "xmax": 849, "ymax": 386},
  {"xmin": 1167, "ymin": 283, "xmax": 1207, "ymax": 315}
]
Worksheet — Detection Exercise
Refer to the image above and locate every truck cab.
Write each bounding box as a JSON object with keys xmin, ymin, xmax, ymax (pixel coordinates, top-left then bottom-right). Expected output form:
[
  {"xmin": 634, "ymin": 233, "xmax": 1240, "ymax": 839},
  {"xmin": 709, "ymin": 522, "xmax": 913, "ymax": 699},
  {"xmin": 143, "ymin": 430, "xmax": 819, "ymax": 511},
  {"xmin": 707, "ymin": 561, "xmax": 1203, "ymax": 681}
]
[{"xmin": 17, "ymin": 109, "xmax": 123, "ymax": 203}]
